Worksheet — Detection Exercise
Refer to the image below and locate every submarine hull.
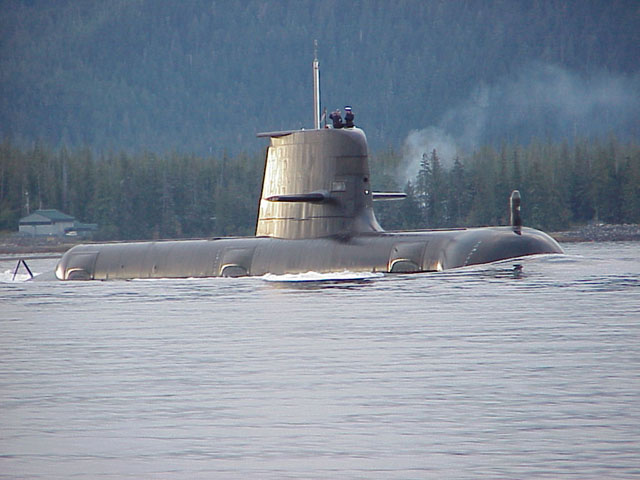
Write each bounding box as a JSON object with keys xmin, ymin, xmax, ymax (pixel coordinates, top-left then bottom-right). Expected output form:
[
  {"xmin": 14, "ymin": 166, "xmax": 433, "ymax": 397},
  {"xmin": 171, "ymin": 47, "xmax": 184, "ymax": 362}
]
[
  {"xmin": 51, "ymin": 109, "xmax": 564, "ymax": 281},
  {"xmin": 55, "ymin": 227, "xmax": 562, "ymax": 280}
]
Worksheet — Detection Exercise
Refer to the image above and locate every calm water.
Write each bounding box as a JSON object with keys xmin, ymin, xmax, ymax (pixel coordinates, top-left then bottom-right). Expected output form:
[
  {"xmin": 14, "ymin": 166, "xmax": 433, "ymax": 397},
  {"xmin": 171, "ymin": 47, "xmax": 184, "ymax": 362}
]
[{"xmin": 1, "ymin": 242, "xmax": 639, "ymax": 479}]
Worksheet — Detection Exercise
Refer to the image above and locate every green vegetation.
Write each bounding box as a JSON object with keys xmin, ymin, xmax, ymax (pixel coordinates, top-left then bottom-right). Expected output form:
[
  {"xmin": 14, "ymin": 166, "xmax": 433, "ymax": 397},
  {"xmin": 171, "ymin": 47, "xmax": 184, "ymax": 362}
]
[
  {"xmin": 2, "ymin": 138, "xmax": 638, "ymax": 239},
  {"xmin": 1, "ymin": 1, "xmax": 638, "ymax": 154},
  {"xmin": 374, "ymin": 139, "xmax": 640, "ymax": 232},
  {"xmin": 1, "ymin": 1, "xmax": 638, "ymax": 237},
  {"xmin": 0, "ymin": 141, "xmax": 262, "ymax": 239}
]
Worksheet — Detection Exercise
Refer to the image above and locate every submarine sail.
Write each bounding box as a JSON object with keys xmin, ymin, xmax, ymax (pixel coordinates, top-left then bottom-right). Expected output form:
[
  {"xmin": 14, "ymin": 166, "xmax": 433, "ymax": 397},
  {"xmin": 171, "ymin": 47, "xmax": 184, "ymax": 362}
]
[{"xmin": 255, "ymin": 127, "xmax": 382, "ymax": 239}]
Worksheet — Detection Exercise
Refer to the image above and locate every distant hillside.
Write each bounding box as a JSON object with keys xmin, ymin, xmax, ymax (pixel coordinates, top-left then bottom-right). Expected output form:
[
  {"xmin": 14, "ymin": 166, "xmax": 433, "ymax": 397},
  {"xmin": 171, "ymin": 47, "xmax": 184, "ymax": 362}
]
[{"xmin": 1, "ymin": 0, "xmax": 639, "ymax": 155}]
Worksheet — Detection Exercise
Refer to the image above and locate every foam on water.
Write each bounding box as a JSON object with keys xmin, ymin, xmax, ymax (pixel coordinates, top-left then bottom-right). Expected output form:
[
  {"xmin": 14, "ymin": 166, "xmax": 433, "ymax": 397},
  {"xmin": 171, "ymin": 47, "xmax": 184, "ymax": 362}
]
[
  {"xmin": 0, "ymin": 268, "xmax": 38, "ymax": 283},
  {"xmin": 261, "ymin": 270, "xmax": 385, "ymax": 282},
  {"xmin": 0, "ymin": 255, "xmax": 60, "ymax": 283}
]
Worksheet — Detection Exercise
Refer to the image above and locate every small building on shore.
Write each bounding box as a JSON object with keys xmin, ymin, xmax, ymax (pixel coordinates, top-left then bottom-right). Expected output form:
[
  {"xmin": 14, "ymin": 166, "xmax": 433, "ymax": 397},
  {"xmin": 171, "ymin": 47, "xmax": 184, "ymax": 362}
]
[{"xmin": 19, "ymin": 209, "xmax": 97, "ymax": 238}]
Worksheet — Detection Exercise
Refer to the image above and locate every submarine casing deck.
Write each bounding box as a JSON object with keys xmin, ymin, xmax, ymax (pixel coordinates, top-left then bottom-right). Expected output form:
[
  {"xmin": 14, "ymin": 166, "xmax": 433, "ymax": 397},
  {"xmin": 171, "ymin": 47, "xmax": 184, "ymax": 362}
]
[{"xmin": 56, "ymin": 227, "xmax": 562, "ymax": 280}]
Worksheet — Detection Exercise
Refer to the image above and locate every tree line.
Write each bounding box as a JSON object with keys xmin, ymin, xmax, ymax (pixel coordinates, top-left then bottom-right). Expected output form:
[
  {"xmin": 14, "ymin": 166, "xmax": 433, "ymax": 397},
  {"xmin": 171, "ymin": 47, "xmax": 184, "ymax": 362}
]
[
  {"xmin": 374, "ymin": 138, "xmax": 640, "ymax": 232},
  {"xmin": 1, "ymin": 138, "xmax": 638, "ymax": 240},
  {"xmin": 0, "ymin": 141, "xmax": 262, "ymax": 240}
]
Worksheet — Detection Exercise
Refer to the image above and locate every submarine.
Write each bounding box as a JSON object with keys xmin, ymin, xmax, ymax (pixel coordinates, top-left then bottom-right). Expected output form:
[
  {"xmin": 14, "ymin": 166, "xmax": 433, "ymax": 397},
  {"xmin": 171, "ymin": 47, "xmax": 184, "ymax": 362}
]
[{"xmin": 53, "ymin": 54, "xmax": 562, "ymax": 281}]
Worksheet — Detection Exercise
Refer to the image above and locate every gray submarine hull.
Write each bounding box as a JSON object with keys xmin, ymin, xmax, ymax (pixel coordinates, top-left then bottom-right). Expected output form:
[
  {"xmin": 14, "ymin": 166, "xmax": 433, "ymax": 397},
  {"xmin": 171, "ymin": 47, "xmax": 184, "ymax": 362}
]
[
  {"xmin": 55, "ymin": 227, "xmax": 561, "ymax": 280},
  {"xmin": 54, "ymin": 127, "xmax": 562, "ymax": 281}
]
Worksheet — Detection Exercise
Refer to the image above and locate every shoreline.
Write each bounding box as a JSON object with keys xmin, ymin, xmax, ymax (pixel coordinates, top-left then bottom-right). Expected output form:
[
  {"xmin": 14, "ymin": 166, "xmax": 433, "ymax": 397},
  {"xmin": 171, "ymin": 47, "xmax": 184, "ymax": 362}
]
[
  {"xmin": 550, "ymin": 223, "xmax": 640, "ymax": 243},
  {"xmin": 2, "ymin": 223, "xmax": 639, "ymax": 255},
  {"xmin": 0, "ymin": 243, "xmax": 74, "ymax": 256}
]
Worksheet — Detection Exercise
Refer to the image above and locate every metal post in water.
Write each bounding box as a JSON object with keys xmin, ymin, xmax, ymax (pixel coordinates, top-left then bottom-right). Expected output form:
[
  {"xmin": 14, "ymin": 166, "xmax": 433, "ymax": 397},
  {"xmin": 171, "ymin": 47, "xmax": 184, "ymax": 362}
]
[{"xmin": 12, "ymin": 259, "xmax": 34, "ymax": 281}]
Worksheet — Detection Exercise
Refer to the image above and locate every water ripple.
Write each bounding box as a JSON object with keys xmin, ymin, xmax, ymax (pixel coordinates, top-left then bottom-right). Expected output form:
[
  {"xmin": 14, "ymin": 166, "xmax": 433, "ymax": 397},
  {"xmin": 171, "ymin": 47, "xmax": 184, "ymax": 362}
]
[{"xmin": 1, "ymin": 242, "xmax": 639, "ymax": 479}]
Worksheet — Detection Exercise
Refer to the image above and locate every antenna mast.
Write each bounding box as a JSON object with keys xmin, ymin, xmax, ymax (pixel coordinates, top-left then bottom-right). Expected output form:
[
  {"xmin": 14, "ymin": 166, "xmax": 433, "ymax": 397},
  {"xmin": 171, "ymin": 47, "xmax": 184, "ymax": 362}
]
[{"xmin": 313, "ymin": 40, "xmax": 320, "ymax": 129}]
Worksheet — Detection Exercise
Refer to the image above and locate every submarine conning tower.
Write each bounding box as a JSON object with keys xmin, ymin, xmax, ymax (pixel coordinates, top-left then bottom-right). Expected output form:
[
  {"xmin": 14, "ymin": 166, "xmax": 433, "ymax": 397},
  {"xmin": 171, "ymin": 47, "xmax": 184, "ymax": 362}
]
[{"xmin": 255, "ymin": 127, "xmax": 383, "ymax": 239}]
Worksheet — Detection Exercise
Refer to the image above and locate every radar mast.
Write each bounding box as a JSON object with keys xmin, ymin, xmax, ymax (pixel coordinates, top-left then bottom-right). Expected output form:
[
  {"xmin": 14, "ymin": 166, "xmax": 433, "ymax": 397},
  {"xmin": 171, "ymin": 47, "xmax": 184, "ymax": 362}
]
[{"xmin": 313, "ymin": 40, "xmax": 321, "ymax": 129}]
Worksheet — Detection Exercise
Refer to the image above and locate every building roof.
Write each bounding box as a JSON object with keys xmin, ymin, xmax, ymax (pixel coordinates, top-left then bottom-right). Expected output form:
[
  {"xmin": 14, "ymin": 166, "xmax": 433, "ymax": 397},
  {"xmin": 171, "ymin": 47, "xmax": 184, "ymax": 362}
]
[{"xmin": 20, "ymin": 209, "xmax": 76, "ymax": 225}]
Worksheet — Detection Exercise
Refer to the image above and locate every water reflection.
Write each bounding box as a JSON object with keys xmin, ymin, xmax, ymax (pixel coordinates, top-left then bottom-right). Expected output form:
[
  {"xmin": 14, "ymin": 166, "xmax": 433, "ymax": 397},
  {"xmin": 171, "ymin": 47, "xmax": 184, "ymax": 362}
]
[{"xmin": 1, "ymin": 242, "xmax": 639, "ymax": 479}]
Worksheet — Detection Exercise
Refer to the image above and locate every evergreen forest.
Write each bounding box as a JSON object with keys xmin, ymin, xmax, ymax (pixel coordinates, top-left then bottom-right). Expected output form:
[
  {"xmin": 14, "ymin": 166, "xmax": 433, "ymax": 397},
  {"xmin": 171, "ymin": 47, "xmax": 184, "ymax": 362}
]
[
  {"xmin": 2, "ymin": 137, "xmax": 638, "ymax": 239},
  {"xmin": 1, "ymin": 0, "xmax": 639, "ymax": 238},
  {"xmin": 2, "ymin": 0, "xmax": 639, "ymax": 153}
]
